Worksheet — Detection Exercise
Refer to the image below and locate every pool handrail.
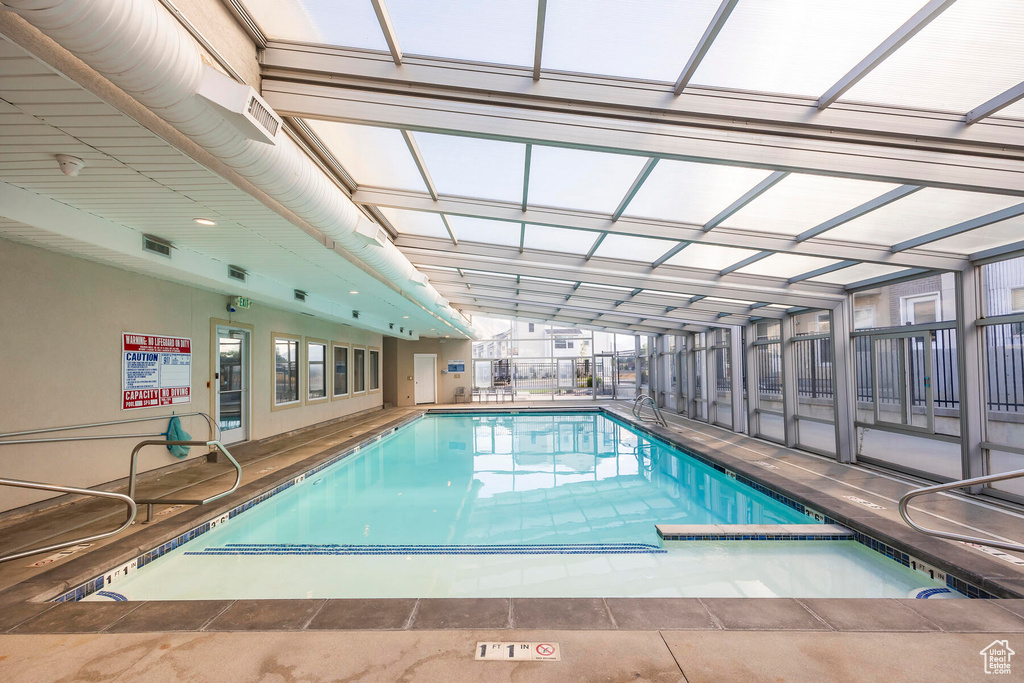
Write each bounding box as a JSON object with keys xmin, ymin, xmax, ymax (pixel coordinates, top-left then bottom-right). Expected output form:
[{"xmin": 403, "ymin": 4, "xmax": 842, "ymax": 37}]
[
  {"xmin": 898, "ymin": 467, "xmax": 1024, "ymax": 553},
  {"xmin": 0, "ymin": 411, "xmax": 220, "ymax": 445},
  {"xmin": 128, "ymin": 440, "xmax": 242, "ymax": 522},
  {"xmin": 0, "ymin": 479, "xmax": 137, "ymax": 564},
  {"xmin": 632, "ymin": 395, "xmax": 667, "ymax": 427}
]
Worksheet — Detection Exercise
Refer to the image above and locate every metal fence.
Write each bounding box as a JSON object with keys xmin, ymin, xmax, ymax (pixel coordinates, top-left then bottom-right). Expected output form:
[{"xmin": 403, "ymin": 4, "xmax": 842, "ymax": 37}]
[
  {"xmin": 854, "ymin": 329, "xmax": 959, "ymax": 410},
  {"xmin": 986, "ymin": 324, "xmax": 1024, "ymax": 413},
  {"xmin": 478, "ymin": 358, "xmax": 594, "ymax": 397}
]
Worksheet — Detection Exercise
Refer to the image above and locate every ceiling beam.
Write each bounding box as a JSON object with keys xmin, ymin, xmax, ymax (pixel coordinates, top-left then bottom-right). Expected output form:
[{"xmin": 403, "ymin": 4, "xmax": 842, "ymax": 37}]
[
  {"xmin": 533, "ymin": 0, "xmax": 547, "ymax": 81},
  {"xmin": 795, "ymin": 185, "xmax": 922, "ymax": 241},
  {"xmin": 704, "ymin": 171, "xmax": 788, "ymax": 231},
  {"xmin": 460, "ymin": 303, "xmax": 671, "ymax": 335},
  {"xmin": 816, "ymin": 0, "xmax": 957, "ymax": 110},
  {"xmin": 260, "ymin": 45, "xmax": 1024, "ymax": 168},
  {"xmin": 612, "ymin": 157, "xmax": 659, "ymax": 221},
  {"xmin": 719, "ymin": 250, "xmax": 771, "ymax": 276},
  {"xmin": 673, "ymin": 0, "xmax": 739, "ymax": 95},
  {"xmin": 522, "ymin": 143, "xmax": 532, "ymax": 210},
  {"xmin": 891, "ymin": 202, "xmax": 1024, "ymax": 253},
  {"xmin": 652, "ymin": 241, "xmax": 690, "ymax": 269},
  {"xmin": 787, "ymin": 260, "xmax": 858, "ymax": 284},
  {"xmin": 845, "ymin": 268, "xmax": 931, "ymax": 291},
  {"xmin": 351, "ymin": 188, "xmax": 968, "ymax": 271},
  {"xmin": 440, "ymin": 214, "xmax": 458, "ymax": 246},
  {"xmin": 965, "ymin": 82, "xmax": 1024, "ymax": 125},
  {"xmin": 400, "ymin": 129, "xmax": 438, "ymax": 200},
  {"xmin": 585, "ymin": 233, "xmax": 606, "ymax": 261},
  {"xmin": 369, "ymin": 0, "xmax": 403, "ymax": 66}
]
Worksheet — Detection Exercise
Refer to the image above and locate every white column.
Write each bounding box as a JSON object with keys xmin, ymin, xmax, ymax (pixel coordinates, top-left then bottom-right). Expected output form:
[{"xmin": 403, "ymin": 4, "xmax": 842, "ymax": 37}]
[
  {"xmin": 830, "ymin": 299, "xmax": 857, "ymax": 463},
  {"xmin": 729, "ymin": 325, "xmax": 746, "ymax": 433},
  {"xmin": 781, "ymin": 315, "xmax": 799, "ymax": 448},
  {"xmin": 957, "ymin": 268, "xmax": 986, "ymax": 488}
]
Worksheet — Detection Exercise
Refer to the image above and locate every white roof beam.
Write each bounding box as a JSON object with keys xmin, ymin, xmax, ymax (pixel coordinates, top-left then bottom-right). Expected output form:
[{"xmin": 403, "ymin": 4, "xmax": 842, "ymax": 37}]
[
  {"xmin": 351, "ymin": 188, "xmax": 966, "ymax": 270},
  {"xmin": 612, "ymin": 157, "xmax": 659, "ymax": 221},
  {"xmin": 704, "ymin": 171, "xmax": 788, "ymax": 232},
  {"xmin": 891, "ymin": 202, "xmax": 1024, "ymax": 253},
  {"xmin": 966, "ymin": 82, "xmax": 1024, "ymax": 125},
  {"xmin": 652, "ymin": 242, "xmax": 690, "ymax": 269},
  {"xmin": 522, "ymin": 143, "xmax": 532, "ymax": 210},
  {"xmin": 533, "ymin": 0, "xmax": 547, "ymax": 81},
  {"xmin": 816, "ymin": 0, "xmax": 957, "ymax": 110},
  {"xmin": 788, "ymin": 260, "xmax": 858, "ymax": 284},
  {"xmin": 370, "ymin": 0, "xmax": 403, "ymax": 66},
  {"xmin": 673, "ymin": 0, "xmax": 739, "ymax": 95},
  {"xmin": 719, "ymin": 250, "xmax": 771, "ymax": 276},
  {"xmin": 796, "ymin": 185, "xmax": 922, "ymax": 242},
  {"xmin": 585, "ymin": 233, "xmax": 607, "ymax": 261},
  {"xmin": 401, "ymin": 129, "xmax": 437, "ymax": 200}
]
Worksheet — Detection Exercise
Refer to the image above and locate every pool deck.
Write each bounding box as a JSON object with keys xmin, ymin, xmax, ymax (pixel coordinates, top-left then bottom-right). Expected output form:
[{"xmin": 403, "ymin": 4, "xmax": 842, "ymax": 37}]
[{"xmin": 2, "ymin": 401, "xmax": 1024, "ymax": 681}]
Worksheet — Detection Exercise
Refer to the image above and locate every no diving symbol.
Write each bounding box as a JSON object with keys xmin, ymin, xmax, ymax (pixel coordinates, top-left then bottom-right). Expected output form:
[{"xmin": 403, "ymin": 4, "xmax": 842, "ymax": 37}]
[{"xmin": 536, "ymin": 644, "xmax": 556, "ymax": 657}]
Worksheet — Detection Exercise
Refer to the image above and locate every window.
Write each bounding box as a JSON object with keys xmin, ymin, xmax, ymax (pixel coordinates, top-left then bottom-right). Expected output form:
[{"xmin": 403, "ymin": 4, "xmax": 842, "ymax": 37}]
[
  {"xmin": 554, "ymin": 338, "xmax": 574, "ymax": 349},
  {"xmin": 528, "ymin": 323, "xmax": 535, "ymax": 332},
  {"xmin": 273, "ymin": 335, "xmax": 300, "ymax": 406},
  {"xmin": 332, "ymin": 344, "xmax": 349, "ymax": 397},
  {"xmin": 901, "ymin": 293, "xmax": 940, "ymax": 325},
  {"xmin": 368, "ymin": 348, "xmax": 380, "ymax": 392},
  {"xmin": 307, "ymin": 340, "xmax": 327, "ymax": 400},
  {"xmin": 854, "ymin": 306, "xmax": 876, "ymax": 330},
  {"xmin": 353, "ymin": 347, "xmax": 366, "ymax": 393},
  {"xmin": 1012, "ymin": 287, "xmax": 1024, "ymax": 312}
]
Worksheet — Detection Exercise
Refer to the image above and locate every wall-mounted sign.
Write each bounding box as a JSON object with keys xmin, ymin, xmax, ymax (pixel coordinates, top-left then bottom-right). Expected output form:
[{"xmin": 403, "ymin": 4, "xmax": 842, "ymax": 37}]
[
  {"xmin": 122, "ymin": 333, "xmax": 191, "ymax": 410},
  {"xmin": 447, "ymin": 360, "xmax": 466, "ymax": 373},
  {"xmin": 233, "ymin": 296, "xmax": 251, "ymax": 309}
]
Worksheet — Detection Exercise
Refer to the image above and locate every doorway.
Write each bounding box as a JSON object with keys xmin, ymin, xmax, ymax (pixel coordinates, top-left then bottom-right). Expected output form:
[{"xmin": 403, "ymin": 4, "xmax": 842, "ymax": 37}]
[
  {"xmin": 414, "ymin": 354, "xmax": 437, "ymax": 404},
  {"xmin": 215, "ymin": 325, "xmax": 250, "ymax": 444}
]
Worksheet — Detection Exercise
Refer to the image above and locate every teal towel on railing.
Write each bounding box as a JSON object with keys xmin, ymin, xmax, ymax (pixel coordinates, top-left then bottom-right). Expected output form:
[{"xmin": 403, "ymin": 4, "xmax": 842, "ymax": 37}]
[{"xmin": 166, "ymin": 416, "xmax": 191, "ymax": 459}]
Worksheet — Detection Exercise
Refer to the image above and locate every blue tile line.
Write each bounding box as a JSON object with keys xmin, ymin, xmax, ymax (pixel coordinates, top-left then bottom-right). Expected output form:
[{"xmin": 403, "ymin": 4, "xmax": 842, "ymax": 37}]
[{"xmin": 94, "ymin": 590, "xmax": 128, "ymax": 602}]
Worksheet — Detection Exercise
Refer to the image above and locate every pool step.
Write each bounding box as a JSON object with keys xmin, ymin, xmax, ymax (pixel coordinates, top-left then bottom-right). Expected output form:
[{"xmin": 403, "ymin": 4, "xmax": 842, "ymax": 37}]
[
  {"xmin": 184, "ymin": 542, "xmax": 668, "ymax": 556},
  {"xmin": 656, "ymin": 524, "xmax": 854, "ymax": 541}
]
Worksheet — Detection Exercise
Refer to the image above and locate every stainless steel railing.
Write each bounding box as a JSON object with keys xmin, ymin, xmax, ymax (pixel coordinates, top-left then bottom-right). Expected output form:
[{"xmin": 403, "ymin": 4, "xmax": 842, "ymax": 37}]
[
  {"xmin": 128, "ymin": 440, "xmax": 242, "ymax": 523},
  {"xmin": 0, "ymin": 411, "xmax": 219, "ymax": 445},
  {"xmin": 632, "ymin": 395, "xmax": 667, "ymax": 427},
  {"xmin": 0, "ymin": 480, "xmax": 137, "ymax": 564},
  {"xmin": 898, "ymin": 468, "xmax": 1024, "ymax": 553}
]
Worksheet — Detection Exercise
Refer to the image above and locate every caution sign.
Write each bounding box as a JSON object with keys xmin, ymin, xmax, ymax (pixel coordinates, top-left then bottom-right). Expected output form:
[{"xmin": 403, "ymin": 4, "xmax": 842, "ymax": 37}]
[
  {"xmin": 122, "ymin": 333, "xmax": 191, "ymax": 410},
  {"xmin": 475, "ymin": 642, "xmax": 561, "ymax": 661}
]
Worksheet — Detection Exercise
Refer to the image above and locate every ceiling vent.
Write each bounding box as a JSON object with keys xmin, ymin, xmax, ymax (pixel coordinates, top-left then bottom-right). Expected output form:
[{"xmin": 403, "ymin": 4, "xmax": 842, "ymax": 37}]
[
  {"xmin": 228, "ymin": 265, "xmax": 247, "ymax": 282},
  {"xmin": 196, "ymin": 66, "xmax": 281, "ymax": 145},
  {"xmin": 142, "ymin": 234, "xmax": 172, "ymax": 258},
  {"xmin": 294, "ymin": 289, "xmax": 307, "ymax": 302}
]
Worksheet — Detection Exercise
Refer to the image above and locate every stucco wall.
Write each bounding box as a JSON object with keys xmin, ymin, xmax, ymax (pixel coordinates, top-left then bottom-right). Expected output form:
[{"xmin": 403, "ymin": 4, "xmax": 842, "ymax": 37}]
[
  {"xmin": 0, "ymin": 240, "xmax": 381, "ymax": 512},
  {"xmin": 384, "ymin": 338, "xmax": 472, "ymax": 406}
]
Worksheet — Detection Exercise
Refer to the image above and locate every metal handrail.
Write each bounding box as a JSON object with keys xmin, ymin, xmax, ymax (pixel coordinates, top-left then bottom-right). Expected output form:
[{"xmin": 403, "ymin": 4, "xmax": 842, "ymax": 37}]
[
  {"xmin": 0, "ymin": 411, "xmax": 219, "ymax": 445},
  {"xmin": 0, "ymin": 479, "xmax": 137, "ymax": 564},
  {"xmin": 632, "ymin": 395, "xmax": 667, "ymax": 427},
  {"xmin": 128, "ymin": 440, "xmax": 242, "ymax": 522},
  {"xmin": 898, "ymin": 468, "xmax": 1024, "ymax": 553}
]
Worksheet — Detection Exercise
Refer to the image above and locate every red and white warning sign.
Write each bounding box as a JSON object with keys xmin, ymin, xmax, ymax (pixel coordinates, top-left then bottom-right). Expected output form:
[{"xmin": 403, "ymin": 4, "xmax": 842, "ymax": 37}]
[
  {"xmin": 122, "ymin": 333, "xmax": 191, "ymax": 410},
  {"xmin": 475, "ymin": 642, "xmax": 561, "ymax": 661}
]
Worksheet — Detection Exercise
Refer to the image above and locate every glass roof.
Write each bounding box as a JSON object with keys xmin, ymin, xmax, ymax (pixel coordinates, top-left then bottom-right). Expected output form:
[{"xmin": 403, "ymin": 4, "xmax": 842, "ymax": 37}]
[
  {"xmin": 379, "ymin": 207, "xmax": 450, "ymax": 239},
  {"xmin": 386, "ymin": 0, "xmax": 537, "ymax": 67},
  {"xmin": 242, "ymin": 0, "xmax": 388, "ymax": 49},
  {"xmin": 415, "ymin": 133, "xmax": 526, "ymax": 202},
  {"xmin": 808, "ymin": 262, "xmax": 904, "ymax": 286},
  {"xmin": 522, "ymin": 224, "xmax": 594, "ymax": 255},
  {"xmin": 527, "ymin": 146, "xmax": 649, "ymax": 213},
  {"xmin": 922, "ymin": 213, "xmax": 1024, "ymax": 255},
  {"xmin": 624, "ymin": 161, "xmax": 772, "ymax": 225},
  {"xmin": 724, "ymin": 174, "xmax": 900, "ymax": 236},
  {"xmin": 305, "ymin": 120, "xmax": 426, "ymax": 192},
  {"xmin": 445, "ymin": 215, "xmax": 522, "ymax": 247},
  {"xmin": 542, "ymin": 0, "xmax": 721, "ymax": 82},
  {"xmin": 665, "ymin": 243, "xmax": 761, "ymax": 271},
  {"xmin": 690, "ymin": 0, "xmax": 923, "ymax": 97},
  {"xmin": 735, "ymin": 253, "xmax": 844, "ymax": 279},
  {"xmin": 843, "ymin": 0, "xmax": 1024, "ymax": 114},
  {"xmin": 591, "ymin": 234, "xmax": 675, "ymax": 263},
  {"xmin": 824, "ymin": 188, "xmax": 1022, "ymax": 246}
]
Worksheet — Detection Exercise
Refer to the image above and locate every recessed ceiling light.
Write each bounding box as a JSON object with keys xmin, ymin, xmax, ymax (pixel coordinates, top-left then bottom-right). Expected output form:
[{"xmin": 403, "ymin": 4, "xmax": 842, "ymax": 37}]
[
  {"xmin": 349, "ymin": 290, "xmax": 359, "ymax": 295},
  {"xmin": 193, "ymin": 218, "xmax": 216, "ymax": 226},
  {"xmin": 402, "ymin": 316, "xmax": 409, "ymax": 319}
]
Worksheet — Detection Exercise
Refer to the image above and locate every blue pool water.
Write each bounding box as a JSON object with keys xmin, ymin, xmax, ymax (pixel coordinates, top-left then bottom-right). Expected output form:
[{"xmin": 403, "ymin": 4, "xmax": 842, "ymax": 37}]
[{"xmin": 95, "ymin": 413, "xmax": 949, "ymax": 599}]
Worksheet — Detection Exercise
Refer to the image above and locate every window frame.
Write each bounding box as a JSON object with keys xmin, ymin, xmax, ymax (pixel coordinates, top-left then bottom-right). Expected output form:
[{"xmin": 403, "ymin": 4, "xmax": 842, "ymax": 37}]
[
  {"xmin": 352, "ymin": 345, "xmax": 367, "ymax": 395},
  {"xmin": 331, "ymin": 342, "xmax": 350, "ymax": 400},
  {"xmin": 306, "ymin": 337, "xmax": 329, "ymax": 403},
  {"xmin": 271, "ymin": 331, "xmax": 302, "ymax": 411},
  {"xmin": 368, "ymin": 346, "xmax": 381, "ymax": 393},
  {"xmin": 900, "ymin": 292, "xmax": 941, "ymax": 326}
]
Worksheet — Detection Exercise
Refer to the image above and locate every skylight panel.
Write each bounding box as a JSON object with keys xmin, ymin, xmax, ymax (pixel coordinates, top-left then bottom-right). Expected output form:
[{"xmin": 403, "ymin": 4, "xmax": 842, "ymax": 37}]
[
  {"xmin": 735, "ymin": 253, "xmax": 843, "ymax": 280},
  {"xmin": 239, "ymin": 0, "xmax": 388, "ymax": 50},
  {"xmin": 305, "ymin": 120, "xmax": 426, "ymax": 192},
  {"xmin": 825, "ymin": 189, "xmax": 1021, "ymax": 247},
  {"xmin": 379, "ymin": 207, "xmax": 450, "ymax": 239},
  {"xmin": 724, "ymin": 174, "xmax": 900, "ymax": 236},
  {"xmin": 542, "ymin": 0, "xmax": 722, "ymax": 81},
  {"xmin": 843, "ymin": 0, "xmax": 1024, "ymax": 113},
  {"xmin": 386, "ymin": 0, "xmax": 537, "ymax": 66},
  {"xmin": 444, "ymin": 216, "xmax": 522, "ymax": 247},
  {"xmin": 591, "ymin": 234, "xmax": 674, "ymax": 263},
  {"xmin": 808, "ymin": 262, "xmax": 903, "ymax": 286},
  {"xmin": 665, "ymin": 243, "xmax": 760, "ymax": 271},
  {"xmin": 921, "ymin": 215, "xmax": 1024, "ymax": 255},
  {"xmin": 624, "ymin": 161, "xmax": 772, "ymax": 225},
  {"xmin": 691, "ymin": 0, "xmax": 923, "ymax": 97},
  {"xmin": 522, "ymin": 224, "xmax": 594, "ymax": 255},
  {"xmin": 527, "ymin": 147, "xmax": 649, "ymax": 213},
  {"xmin": 414, "ymin": 133, "xmax": 525, "ymax": 202}
]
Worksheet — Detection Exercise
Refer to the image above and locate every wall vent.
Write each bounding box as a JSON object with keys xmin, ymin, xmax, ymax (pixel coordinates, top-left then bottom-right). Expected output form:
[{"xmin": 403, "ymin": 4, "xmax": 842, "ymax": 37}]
[
  {"xmin": 228, "ymin": 265, "xmax": 247, "ymax": 282},
  {"xmin": 196, "ymin": 65, "xmax": 281, "ymax": 145},
  {"xmin": 142, "ymin": 234, "xmax": 172, "ymax": 258},
  {"xmin": 294, "ymin": 289, "xmax": 307, "ymax": 302},
  {"xmin": 352, "ymin": 310, "xmax": 360, "ymax": 319}
]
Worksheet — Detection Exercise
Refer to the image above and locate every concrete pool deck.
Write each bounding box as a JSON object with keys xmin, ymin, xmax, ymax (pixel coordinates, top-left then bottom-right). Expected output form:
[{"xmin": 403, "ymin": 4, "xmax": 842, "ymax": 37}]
[{"xmin": 2, "ymin": 401, "xmax": 1024, "ymax": 680}]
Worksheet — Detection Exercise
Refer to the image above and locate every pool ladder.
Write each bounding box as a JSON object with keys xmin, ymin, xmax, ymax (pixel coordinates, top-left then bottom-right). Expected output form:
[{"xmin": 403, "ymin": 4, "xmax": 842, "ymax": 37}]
[
  {"xmin": 632, "ymin": 395, "xmax": 667, "ymax": 427},
  {"xmin": 0, "ymin": 412, "xmax": 241, "ymax": 563}
]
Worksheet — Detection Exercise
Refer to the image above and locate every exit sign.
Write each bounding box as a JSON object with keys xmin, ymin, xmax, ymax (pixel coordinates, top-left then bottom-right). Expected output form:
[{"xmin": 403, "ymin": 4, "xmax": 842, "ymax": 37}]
[{"xmin": 233, "ymin": 296, "xmax": 251, "ymax": 309}]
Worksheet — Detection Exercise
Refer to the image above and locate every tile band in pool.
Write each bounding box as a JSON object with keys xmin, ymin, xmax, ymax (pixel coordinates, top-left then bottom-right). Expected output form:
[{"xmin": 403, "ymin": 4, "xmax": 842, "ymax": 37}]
[{"xmin": 53, "ymin": 410, "xmax": 993, "ymax": 601}]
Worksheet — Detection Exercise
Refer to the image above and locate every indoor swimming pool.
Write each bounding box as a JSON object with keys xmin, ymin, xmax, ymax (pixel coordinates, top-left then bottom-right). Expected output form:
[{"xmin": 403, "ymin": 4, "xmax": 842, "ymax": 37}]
[{"xmin": 86, "ymin": 412, "xmax": 950, "ymax": 600}]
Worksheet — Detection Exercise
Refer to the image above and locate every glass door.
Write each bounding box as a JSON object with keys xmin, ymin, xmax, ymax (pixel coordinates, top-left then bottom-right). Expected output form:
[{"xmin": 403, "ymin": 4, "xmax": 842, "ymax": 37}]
[
  {"xmin": 872, "ymin": 332, "xmax": 933, "ymax": 432},
  {"xmin": 216, "ymin": 327, "xmax": 249, "ymax": 444},
  {"xmin": 594, "ymin": 354, "xmax": 615, "ymax": 398}
]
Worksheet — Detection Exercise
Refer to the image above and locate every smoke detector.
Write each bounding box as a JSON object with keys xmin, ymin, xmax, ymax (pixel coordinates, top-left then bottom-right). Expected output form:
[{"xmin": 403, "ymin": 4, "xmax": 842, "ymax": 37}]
[{"xmin": 55, "ymin": 154, "xmax": 85, "ymax": 177}]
